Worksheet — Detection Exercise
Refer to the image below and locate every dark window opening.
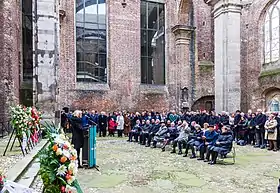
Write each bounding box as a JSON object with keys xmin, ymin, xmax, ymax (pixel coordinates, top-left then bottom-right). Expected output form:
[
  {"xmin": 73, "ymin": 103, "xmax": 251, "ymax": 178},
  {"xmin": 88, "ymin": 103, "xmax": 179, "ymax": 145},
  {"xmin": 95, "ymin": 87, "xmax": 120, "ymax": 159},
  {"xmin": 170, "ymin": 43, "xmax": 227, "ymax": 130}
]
[
  {"xmin": 76, "ymin": 0, "xmax": 107, "ymax": 83},
  {"xmin": 141, "ymin": 0, "xmax": 165, "ymax": 85},
  {"xmin": 21, "ymin": 0, "xmax": 33, "ymax": 106}
]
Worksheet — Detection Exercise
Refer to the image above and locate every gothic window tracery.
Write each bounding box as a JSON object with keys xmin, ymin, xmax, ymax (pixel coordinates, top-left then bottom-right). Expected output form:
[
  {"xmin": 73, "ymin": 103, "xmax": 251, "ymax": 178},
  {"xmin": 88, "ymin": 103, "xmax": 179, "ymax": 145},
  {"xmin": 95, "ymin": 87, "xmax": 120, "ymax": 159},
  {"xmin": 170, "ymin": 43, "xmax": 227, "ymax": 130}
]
[{"xmin": 264, "ymin": 0, "xmax": 280, "ymax": 64}]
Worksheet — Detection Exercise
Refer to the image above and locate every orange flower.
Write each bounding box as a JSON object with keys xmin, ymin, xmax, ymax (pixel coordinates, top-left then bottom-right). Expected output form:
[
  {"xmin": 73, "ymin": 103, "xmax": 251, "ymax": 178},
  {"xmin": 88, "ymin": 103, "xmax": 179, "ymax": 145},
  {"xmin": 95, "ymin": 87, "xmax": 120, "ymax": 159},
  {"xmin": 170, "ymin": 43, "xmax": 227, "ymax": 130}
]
[
  {"xmin": 70, "ymin": 156, "xmax": 76, "ymax": 161},
  {"xmin": 68, "ymin": 170, "xmax": 73, "ymax": 175},
  {"xmin": 52, "ymin": 144, "xmax": 58, "ymax": 152},
  {"xmin": 60, "ymin": 156, "xmax": 67, "ymax": 163}
]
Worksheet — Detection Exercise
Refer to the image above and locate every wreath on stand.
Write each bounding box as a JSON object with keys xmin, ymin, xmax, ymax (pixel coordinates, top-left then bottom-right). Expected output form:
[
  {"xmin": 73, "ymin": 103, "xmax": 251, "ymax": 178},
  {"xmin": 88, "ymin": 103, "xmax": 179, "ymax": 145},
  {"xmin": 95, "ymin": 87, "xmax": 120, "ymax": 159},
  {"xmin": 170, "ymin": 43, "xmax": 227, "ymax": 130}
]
[{"xmin": 37, "ymin": 125, "xmax": 83, "ymax": 193}]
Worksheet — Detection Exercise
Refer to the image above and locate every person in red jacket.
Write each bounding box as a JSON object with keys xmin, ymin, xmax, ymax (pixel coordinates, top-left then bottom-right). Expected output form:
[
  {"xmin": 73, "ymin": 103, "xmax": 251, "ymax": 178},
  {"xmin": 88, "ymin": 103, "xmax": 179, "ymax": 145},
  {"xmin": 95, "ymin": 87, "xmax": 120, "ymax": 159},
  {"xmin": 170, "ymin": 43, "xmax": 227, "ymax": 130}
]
[{"xmin": 108, "ymin": 118, "xmax": 117, "ymax": 137}]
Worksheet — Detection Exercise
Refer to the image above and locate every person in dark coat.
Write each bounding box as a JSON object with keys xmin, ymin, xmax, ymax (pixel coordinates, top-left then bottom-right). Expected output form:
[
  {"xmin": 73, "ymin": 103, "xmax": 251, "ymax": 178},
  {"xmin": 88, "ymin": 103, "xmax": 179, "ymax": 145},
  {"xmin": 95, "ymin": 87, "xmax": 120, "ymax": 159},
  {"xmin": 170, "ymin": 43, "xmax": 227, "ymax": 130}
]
[
  {"xmin": 233, "ymin": 110, "xmax": 242, "ymax": 141},
  {"xmin": 199, "ymin": 125, "xmax": 219, "ymax": 161},
  {"xmin": 248, "ymin": 113, "xmax": 256, "ymax": 145},
  {"xmin": 140, "ymin": 120, "xmax": 152, "ymax": 145},
  {"xmin": 208, "ymin": 112, "xmax": 219, "ymax": 127},
  {"xmin": 161, "ymin": 122, "xmax": 178, "ymax": 151},
  {"xmin": 98, "ymin": 111, "xmax": 108, "ymax": 137},
  {"xmin": 237, "ymin": 113, "xmax": 248, "ymax": 145},
  {"xmin": 199, "ymin": 110, "xmax": 209, "ymax": 127},
  {"xmin": 69, "ymin": 110, "xmax": 83, "ymax": 168},
  {"xmin": 127, "ymin": 120, "xmax": 142, "ymax": 142},
  {"xmin": 208, "ymin": 126, "xmax": 233, "ymax": 165},
  {"xmin": 255, "ymin": 109, "xmax": 267, "ymax": 148},
  {"xmin": 219, "ymin": 111, "xmax": 229, "ymax": 129},
  {"xmin": 183, "ymin": 124, "xmax": 204, "ymax": 158},
  {"xmin": 146, "ymin": 119, "xmax": 161, "ymax": 147},
  {"xmin": 123, "ymin": 113, "xmax": 131, "ymax": 137}
]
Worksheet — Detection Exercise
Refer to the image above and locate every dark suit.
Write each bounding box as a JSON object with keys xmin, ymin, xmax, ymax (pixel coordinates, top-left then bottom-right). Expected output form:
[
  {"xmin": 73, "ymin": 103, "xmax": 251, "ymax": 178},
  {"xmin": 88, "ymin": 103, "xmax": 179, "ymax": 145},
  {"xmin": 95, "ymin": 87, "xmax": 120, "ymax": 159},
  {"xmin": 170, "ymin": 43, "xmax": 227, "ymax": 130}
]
[
  {"xmin": 255, "ymin": 113, "xmax": 267, "ymax": 147},
  {"xmin": 98, "ymin": 115, "xmax": 108, "ymax": 137}
]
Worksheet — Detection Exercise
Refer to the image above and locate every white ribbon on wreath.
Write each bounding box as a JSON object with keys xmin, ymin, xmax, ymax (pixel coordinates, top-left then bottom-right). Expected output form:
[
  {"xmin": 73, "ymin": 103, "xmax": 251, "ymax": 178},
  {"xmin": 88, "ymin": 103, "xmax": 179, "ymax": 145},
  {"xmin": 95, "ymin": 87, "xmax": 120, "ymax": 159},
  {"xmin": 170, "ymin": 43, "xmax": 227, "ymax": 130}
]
[{"xmin": 1, "ymin": 180, "xmax": 38, "ymax": 193}]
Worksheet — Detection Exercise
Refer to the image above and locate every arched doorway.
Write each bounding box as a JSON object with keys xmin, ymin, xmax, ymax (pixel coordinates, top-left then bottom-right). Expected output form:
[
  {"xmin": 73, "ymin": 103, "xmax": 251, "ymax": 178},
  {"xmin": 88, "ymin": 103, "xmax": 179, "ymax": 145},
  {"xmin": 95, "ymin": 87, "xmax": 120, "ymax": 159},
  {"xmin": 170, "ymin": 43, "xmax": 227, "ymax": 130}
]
[
  {"xmin": 192, "ymin": 95, "xmax": 215, "ymax": 112},
  {"xmin": 264, "ymin": 88, "xmax": 280, "ymax": 112}
]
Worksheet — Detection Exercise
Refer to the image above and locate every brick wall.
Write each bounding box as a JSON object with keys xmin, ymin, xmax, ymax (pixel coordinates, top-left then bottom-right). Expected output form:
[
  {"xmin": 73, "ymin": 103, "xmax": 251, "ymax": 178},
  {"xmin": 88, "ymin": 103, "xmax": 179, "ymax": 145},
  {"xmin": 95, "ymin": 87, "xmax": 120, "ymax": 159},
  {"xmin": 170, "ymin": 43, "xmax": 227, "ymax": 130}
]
[
  {"xmin": 58, "ymin": 0, "xmax": 217, "ymax": 113},
  {"xmin": 0, "ymin": 0, "xmax": 21, "ymax": 121}
]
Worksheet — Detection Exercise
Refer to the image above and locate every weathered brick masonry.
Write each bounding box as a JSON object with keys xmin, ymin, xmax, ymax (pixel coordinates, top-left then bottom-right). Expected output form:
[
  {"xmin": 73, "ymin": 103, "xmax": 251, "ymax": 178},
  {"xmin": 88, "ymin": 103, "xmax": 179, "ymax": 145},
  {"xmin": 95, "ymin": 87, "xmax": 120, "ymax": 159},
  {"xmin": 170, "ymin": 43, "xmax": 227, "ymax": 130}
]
[
  {"xmin": 0, "ymin": 0, "xmax": 21, "ymax": 121},
  {"xmin": 0, "ymin": 0, "xmax": 280, "ymax": 118}
]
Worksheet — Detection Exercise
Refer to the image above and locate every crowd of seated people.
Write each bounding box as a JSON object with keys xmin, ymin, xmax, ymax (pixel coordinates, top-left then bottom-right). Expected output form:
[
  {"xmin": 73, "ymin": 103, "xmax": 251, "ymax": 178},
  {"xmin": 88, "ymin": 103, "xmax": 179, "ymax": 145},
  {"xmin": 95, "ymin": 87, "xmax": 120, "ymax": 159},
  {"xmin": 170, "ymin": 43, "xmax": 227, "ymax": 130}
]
[
  {"xmin": 127, "ymin": 118, "xmax": 233, "ymax": 165},
  {"xmin": 61, "ymin": 108, "xmax": 280, "ymax": 157}
]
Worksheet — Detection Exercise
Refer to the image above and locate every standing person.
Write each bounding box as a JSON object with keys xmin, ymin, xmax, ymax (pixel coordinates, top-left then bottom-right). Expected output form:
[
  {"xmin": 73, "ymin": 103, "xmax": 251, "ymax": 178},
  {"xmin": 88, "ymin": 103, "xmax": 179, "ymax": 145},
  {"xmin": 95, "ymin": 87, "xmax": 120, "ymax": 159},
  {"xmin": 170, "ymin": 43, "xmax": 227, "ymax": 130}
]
[
  {"xmin": 233, "ymin": 110, "xmax": 242, "ymax": 141},
  {"xmin": 98, "ymin": 111, "xmax": 108, "ymax": 137},
  {"xmin": 255, "ymin": 109, "xmax": 267, "ymax": 149},
  {"xmin": 108, "ymin": 117, "xmax": 117, "ymax": 137},
  {"xmin": 116, "ymin": 112, "xmax": 124, "ymax": 137},
  {"xmin": 124, "ymin": 113, "xmax": 131, "ymax": 137},
  {"xmin": 248, "ymin": 113, "xmax": 256, "ymax": 145},
  {"xmin": 265, "ymin": 113, "xmax": 278, "ymax": 151},
  {"xmin": 69, "ymin": 110, "xmax": 83, "ymax": 168}
]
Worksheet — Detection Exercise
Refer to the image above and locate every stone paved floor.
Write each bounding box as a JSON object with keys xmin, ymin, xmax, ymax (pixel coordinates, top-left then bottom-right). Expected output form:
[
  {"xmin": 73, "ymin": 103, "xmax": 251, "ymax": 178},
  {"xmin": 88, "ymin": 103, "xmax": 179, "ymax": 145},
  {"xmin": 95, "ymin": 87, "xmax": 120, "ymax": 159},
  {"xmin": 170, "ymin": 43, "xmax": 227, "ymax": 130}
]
[
  {"xmin": 0, "ymin": 135, "xmax": 24, "ymax": 174},
  {"xmin": 76, "ymin": 137, "xmax": 280, "ymax": 193}
]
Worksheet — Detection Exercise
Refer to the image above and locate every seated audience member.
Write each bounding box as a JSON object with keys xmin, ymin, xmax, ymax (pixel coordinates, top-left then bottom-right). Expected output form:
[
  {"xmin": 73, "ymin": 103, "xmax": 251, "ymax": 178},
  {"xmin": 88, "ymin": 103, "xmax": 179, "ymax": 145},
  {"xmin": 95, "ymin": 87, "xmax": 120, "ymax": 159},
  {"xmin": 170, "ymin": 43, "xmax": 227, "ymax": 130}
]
[
  {"xmin": 152, "ymin": 121, "xmax": 168, "ymax": 148},
  {"xmin": 108, "ymin": 117, "xmax": 117, "ymax": 137},
  {"xmin": 183, "ymin": 124, "xmax": 203, "ymax": 158},
  {"xmin": 207, "ymin": 126, "xmax": 233, "ymax": 165},
  {"xmin": 202, "ymin": 123, "xmax": 209, "ymax": 133},
  {"xmin": 265, "ymin": 113, "xmax": 278, "ymax": 151},
  {"xmin": 162, "ymin": 122, "xmax": 178, "ymax": 151},
  {"xmin": 127, "ymin": 120, "xmax": 142, "ymax": 142},
  {"xmin": 190, "ymin": 121, "xmax": 197, "ymax": 132},
  {"xmin": 146, "ymin": 119, "xmax": 161, "ymax": 147},
  {"xmin": 171, "ymin": 121, "xmax": 191, "ymax": 155},
  {"xmin": 199, "ymin": 124, "xmax": 219, "ymax": 161},
  {"xmin": 140, "ymin": 120, "xmax": 152, "ymax": 145}
]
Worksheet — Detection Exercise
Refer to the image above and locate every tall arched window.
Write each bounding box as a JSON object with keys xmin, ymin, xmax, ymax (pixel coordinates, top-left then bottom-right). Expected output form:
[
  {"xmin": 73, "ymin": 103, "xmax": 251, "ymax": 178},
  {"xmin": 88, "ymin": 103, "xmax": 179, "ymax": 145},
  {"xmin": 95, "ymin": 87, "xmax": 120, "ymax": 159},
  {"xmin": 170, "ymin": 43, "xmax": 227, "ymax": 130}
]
[
  {"xmin": 141, "ymin": 0, "xmax": 165, "ymax": 85},
  {"xmin": 264, "ymin": 0, "xmax": 280, "ymax": 64},
  {"xmin": 76, "ymin": 0, "xmax": 107, "ymax": 83}
]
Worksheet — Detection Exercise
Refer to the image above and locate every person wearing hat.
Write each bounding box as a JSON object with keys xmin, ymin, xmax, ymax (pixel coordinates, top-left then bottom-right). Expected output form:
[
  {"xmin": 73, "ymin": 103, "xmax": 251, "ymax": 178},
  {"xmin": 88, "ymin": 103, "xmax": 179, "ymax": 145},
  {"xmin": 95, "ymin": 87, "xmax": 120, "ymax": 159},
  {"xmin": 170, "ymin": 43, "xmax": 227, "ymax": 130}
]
[
  {"xmin": 198, "ymin": 124, "xmax": 219, "ymax": 161},
  {"xmin": 146, "ymin": 119, "xmax": 161, "ymax": 147},
  {"xmin": 207, "ymin": 126, "xmax": 234, "ymax": 165}
]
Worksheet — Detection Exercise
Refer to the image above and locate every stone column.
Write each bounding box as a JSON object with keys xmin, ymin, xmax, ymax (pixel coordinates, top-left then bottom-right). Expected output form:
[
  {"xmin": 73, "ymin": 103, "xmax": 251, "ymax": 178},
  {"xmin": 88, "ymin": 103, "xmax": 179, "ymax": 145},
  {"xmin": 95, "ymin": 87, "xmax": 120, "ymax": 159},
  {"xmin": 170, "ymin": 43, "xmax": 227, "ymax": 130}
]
[
  {"xmin": 172, "ymin": 25, "xmax": 194, "ymax": 110},
  {"xmin": 33, "ymin": 0, "xmax": 60, "ymax": 120},
  {"xmin": 205, "ymin": 0, "xmax": 242, "ymax": 113}
]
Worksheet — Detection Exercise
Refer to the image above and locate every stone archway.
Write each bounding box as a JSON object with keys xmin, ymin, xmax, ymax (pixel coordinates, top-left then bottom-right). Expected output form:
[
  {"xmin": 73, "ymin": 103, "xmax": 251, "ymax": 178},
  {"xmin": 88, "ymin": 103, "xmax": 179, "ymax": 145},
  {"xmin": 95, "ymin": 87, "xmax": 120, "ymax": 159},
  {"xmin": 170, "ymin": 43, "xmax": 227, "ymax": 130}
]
[
  {"xmin": 178, "ymin": 0, "xmax": 193, "ymax": 25},
  {"xmin": 263, "ymin": 87, "xmax": 280, "ymax": 112},
  {"xmin": 192, "ymin": 95, "xmax": 215, "ymax": 112}
]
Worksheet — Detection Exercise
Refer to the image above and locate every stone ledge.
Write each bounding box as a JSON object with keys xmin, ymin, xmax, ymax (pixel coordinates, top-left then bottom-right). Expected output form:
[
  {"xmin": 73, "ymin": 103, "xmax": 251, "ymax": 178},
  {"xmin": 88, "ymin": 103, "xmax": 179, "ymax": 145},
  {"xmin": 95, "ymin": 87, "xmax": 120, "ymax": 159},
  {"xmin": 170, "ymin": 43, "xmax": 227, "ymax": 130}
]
[
  {"xmin": 75, "ymin": 82, "xmax": 110, "ymax": 91},
  {"xmin": 139, "ymin": 84, "xmax": 168, "ymax": 94},
  {"xmin": 198, "ymin": 60, "xmax": 214, "ymax": 66},
  {"xmin": 259, "ymin": 68, "xmax": 280, "ymax": 79},
  {"xmin": 6, "ymin": 139, "xmax": 48, "ymax": 183}
]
